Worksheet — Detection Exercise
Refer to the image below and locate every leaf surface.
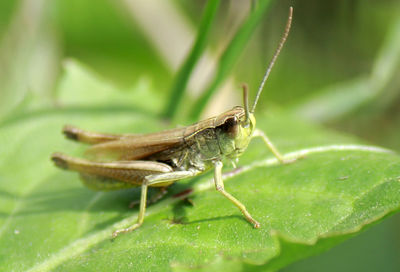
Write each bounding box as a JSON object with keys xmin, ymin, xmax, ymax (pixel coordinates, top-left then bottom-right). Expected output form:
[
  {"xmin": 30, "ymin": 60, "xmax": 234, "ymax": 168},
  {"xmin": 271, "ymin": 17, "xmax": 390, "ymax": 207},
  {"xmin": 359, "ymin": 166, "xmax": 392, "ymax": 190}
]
[{"xmin": 0, "ymin": 62, "xmax": 399, "ymax": 272}]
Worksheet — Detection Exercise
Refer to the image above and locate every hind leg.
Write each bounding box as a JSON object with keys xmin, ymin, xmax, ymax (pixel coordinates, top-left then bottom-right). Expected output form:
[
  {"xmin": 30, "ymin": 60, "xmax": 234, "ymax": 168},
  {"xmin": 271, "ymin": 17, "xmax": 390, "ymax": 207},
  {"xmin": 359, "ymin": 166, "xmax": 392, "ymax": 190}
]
[{"xmin": 62, "ymin": 125, "xmax": 123, "ymax": 144}]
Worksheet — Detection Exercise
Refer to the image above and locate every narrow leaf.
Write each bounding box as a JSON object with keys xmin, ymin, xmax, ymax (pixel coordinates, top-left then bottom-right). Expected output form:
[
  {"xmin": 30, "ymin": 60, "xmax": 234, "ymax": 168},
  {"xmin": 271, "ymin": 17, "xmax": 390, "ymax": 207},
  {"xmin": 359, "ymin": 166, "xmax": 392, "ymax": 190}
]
[
  {"xmin": 189, "ymin": 0, "xmax": 272, "ymax": 120},
  {"xmin": 164, "ymin": 0, "xmax": 220, "ymax": 119}
]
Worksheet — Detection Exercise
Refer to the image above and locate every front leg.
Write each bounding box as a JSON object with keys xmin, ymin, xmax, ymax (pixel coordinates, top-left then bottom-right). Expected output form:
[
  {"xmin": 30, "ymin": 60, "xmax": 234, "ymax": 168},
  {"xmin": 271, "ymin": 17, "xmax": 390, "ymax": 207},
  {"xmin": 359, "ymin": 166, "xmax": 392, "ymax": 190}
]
[
  {"xmin": 213, "ymin": 161, "xmax": 260, "ymax": 228},
  {"xmin": 252, "ymin": 129, "xmax": 296, "ymax": 164}
]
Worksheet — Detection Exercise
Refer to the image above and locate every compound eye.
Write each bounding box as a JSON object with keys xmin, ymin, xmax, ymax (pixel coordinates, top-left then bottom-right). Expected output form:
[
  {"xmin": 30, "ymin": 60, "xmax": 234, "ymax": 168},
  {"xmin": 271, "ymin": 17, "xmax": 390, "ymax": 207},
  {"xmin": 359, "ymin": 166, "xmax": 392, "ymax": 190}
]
[{"xmin": 220, "ymin": 116, "xmax": 239, "ymax": 138}]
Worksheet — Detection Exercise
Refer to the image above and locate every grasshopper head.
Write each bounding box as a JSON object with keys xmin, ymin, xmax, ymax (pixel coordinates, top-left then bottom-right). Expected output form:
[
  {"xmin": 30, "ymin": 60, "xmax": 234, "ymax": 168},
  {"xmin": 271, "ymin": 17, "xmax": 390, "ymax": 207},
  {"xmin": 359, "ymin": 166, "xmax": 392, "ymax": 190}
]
[
  {"xmin": 216, "ymin": 105, "xmax": 255, "ymax": 160},
  {"xmin": 234, "ymin": 109, "xmax": 256, "ymax": 153},
  {"xmin": 231, "ymin": 84, "xmax": 256, "ymax": 154}
]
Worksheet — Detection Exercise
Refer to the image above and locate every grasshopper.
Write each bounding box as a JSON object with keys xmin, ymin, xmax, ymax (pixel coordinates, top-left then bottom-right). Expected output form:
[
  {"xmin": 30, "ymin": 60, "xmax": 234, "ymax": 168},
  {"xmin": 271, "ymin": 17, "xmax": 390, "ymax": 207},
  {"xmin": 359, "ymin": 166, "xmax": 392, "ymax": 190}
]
[{"xmin": 51, "ymin": 7, "xmax": 293, "ymax": 237}]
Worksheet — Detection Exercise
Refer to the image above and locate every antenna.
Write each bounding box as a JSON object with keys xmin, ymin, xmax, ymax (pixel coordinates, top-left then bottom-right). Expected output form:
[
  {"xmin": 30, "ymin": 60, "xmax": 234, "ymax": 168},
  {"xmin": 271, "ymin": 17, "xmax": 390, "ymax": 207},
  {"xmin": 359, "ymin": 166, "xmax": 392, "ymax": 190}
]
[
  {"xmin": 251, "ymin": 7, "xmax": 293, "ymax": 113},
  {"xmin": 242, "ymin": 83, "xmax": 250, "ymax": 124}
]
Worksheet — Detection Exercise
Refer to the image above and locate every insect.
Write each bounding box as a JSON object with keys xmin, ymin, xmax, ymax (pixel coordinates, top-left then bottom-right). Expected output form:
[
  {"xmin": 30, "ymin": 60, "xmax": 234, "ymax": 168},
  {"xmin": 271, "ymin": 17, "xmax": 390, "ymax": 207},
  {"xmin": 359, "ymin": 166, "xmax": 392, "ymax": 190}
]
[{"xmin": 51, "ymin": 7, "xmax": 293, "ymax": 238}]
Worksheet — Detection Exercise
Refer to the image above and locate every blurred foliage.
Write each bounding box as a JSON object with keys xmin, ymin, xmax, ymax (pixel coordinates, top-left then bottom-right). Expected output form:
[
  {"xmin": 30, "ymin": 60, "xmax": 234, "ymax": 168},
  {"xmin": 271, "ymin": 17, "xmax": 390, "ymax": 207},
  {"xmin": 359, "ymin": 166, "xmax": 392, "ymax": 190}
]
[{"xmin": 1, "ymin": 0, "xmax": 400, "ymax": 271}]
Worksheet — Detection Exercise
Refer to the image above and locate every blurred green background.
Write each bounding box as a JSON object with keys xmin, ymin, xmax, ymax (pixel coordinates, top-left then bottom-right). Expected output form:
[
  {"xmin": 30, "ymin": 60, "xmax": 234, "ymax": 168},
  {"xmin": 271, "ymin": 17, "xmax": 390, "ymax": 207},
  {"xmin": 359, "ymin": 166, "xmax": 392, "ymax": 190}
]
[{"xmin": 1, "ymin": 0, "xmax": 399, "ymax": 271}]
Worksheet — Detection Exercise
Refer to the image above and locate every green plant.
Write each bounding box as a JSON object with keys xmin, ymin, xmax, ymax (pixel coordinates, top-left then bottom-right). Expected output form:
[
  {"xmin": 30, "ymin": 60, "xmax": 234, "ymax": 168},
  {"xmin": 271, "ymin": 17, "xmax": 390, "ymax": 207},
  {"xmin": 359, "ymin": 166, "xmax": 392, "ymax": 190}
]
[{"xmin": 1, "ymin": 1, "xmax": 400, "ymax": 271}]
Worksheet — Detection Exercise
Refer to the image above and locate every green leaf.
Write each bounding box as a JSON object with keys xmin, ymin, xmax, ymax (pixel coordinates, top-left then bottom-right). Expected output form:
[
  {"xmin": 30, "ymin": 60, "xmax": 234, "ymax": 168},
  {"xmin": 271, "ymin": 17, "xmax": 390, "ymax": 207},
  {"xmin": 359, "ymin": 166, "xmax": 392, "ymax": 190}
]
[
  {"xmin": 1, "ymin": 61, "xmax": 400, "ymax": 271},
  {"xmin": 1, "ymin": 101, "xmax": 400, "ymax": 271}
]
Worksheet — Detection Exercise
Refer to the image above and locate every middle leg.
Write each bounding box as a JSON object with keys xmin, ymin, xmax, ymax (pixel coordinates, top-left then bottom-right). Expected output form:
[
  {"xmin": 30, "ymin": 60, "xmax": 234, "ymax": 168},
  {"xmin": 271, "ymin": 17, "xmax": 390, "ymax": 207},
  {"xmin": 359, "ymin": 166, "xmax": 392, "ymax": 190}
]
[{"xmin": 252, "ymin": 129, "xmax": 296, "ymax": 164}]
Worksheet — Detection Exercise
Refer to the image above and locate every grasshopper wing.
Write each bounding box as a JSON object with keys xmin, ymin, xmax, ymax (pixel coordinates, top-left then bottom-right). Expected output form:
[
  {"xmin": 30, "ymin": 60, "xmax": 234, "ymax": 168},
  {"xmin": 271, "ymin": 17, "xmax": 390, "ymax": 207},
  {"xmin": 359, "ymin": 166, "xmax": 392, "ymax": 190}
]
[
  {"xmin": 85, "ymin": 127, "xmax": 187, "ymax": 161},
  {"xmin": 85, "ymin": 115, "xmax": 221, "ymax": 161}
]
